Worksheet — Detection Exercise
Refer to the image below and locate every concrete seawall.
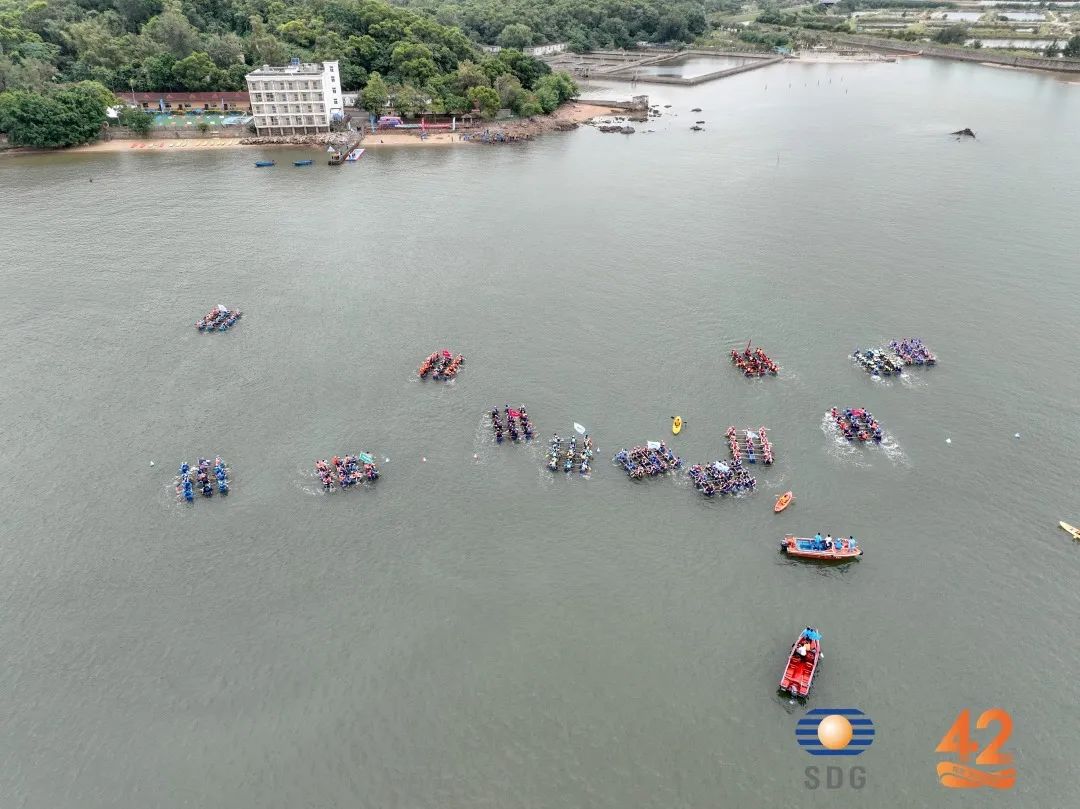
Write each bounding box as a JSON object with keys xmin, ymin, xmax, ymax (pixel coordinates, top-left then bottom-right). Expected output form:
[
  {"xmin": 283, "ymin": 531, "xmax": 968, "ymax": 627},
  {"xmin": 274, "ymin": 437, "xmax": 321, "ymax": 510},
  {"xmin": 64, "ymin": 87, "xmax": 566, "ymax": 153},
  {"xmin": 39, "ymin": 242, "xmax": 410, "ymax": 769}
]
[
  {"xmin": 605, "ymin": 51, "xmax": 785, "ymax": 86},
  {"xmin": 835, "ymin": 34, "xmax": 1080, "ymax": 73}
]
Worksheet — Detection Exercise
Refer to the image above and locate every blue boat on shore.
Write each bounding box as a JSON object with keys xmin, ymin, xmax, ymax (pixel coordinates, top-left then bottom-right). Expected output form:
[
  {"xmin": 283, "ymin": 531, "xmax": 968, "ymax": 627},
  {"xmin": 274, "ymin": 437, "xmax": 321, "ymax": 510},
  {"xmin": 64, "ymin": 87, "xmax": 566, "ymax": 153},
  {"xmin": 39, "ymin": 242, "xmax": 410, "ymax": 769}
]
[
  {"xmin": 293, "ymin": 159, "xmax": 313, "ymax": 167},
  {"xmin": 254, "ymin": 160, "xmax": 275, "ymax": 167}
]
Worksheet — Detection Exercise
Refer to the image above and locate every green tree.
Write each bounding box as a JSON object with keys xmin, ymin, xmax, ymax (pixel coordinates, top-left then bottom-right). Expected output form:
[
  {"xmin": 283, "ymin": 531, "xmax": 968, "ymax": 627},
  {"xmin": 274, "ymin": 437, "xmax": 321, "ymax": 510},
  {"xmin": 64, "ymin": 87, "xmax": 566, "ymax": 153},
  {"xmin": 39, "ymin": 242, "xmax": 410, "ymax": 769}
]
[
  {"xmin": 494, "ymin": 73, "xmax": 522, "ymax": 108},
  {"xmin": 390, "ymin": 42, "xmax": 439, "ymax": 85},
  {"xmin": 393, "ymin": 83, "xmax": 427, "ymax": 116},
  {"xmin": 361, "ymin": 71, "xmax": 389, "ymax": 111},
  {"xmin": 143, "ymin": 7, "xmax": 201, "ymax": 58},
  {"xmin": 454, "ymin": 60, "xmax": 488, "ymax": 94},
  {"xmin": 113, "ymin": 0, "xmax": 163, "ymax": 30},
  {"xmin": 171, "ymin": 52, "xmax": 221, "ymax": 91},
  {"xmin": 1044, "ymin": 40, "xmax": 1060, "ymax": 58},
  {"xmin": 119, "ymin": 105, "xmax": 154, "ymax": 133},
  {"xmin": 482, "ymin": 49, "xmax": 549, "ymax": 89},
  {"xmin": 442, "ymin": 93, "xmax": 469, "ymax": 114},
  {"xmin": 467, "ymin": 84, "xmax": 500, "ymax": 116},
  {"xmin": 534, "ymin": 83, "xmax": 558, "ymax": 113},
  {"xmin": 513, "ymin": 90, "xmax": 543, "ymax": 116},
  {"xmin": 497, "ymin": 23, "xmax": 534, "ymax": 50},
  {"xmin": 933, "ymin": 26, "xmax": 968, "ymax": 45},
  {"xmin": 1064, "ymin": 35, "xmax": 1080, "ymax": 58},
  {"xmin": 534, "ymin": 72, "xmax": 577, "ymax": 107},
  {"xmin": 0, "ymin": 56, "xmax": 57, "ymax": 92},
  {"xmin": 0, "ymin": 82, "xmax": 110, "ymax": 147}
]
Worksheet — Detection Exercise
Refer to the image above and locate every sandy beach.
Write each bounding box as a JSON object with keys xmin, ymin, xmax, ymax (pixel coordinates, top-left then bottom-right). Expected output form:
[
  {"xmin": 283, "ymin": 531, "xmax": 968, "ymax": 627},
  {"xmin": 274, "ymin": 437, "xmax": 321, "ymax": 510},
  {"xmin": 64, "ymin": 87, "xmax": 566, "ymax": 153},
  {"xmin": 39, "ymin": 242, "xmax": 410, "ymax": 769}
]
[{"xmin": 5, "ymin": 101, "xmax": 619, "ymax": 156}]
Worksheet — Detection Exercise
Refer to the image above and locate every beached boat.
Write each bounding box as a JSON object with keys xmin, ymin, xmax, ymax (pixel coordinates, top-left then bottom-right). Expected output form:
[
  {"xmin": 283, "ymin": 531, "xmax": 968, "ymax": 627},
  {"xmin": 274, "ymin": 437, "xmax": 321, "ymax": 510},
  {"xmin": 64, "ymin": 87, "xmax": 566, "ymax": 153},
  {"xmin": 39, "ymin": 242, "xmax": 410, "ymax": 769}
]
[
  {"xmin": 780, "ymin": 627, "xmax": 822, "ymax": 699},
  {"xmin": 254, "ymin": 160, "xmax": 275, "ymax": 167},
  {"xmin": 293, "ymin": 159, "xmax": 313, "ymax": 166},
  {"xmin": 781, "ymin": 535, "xmax": 861, "ymax": 561},
  {"xmin": 1060, "ymin": 521, "xmax": 1080, "ymax": 540},
  {"xmin": 774, "ymin": 491, "xmax": 793, "ymax": 513}
]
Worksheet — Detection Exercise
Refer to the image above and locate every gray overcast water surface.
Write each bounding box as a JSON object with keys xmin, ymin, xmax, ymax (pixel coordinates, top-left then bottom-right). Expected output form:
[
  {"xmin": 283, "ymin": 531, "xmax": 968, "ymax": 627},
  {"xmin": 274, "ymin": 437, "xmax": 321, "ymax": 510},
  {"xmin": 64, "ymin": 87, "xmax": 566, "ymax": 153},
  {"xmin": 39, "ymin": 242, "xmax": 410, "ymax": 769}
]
[{"xmin": 2, "ymin": 57, "xmax": 1079, "ymax": 808}]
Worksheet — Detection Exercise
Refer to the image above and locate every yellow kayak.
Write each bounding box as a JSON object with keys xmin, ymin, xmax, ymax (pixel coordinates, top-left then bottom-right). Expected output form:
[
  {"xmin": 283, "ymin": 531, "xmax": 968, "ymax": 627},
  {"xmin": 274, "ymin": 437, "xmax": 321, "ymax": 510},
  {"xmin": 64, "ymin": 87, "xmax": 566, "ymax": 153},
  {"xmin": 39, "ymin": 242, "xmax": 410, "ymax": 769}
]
[
  {"xmin": 1060, "ymin": 521, "xmax": 1080, "ymax": 540},
  {"xmin": 672, "ymin": 416, "xmax": 683, "ymax": 435}
]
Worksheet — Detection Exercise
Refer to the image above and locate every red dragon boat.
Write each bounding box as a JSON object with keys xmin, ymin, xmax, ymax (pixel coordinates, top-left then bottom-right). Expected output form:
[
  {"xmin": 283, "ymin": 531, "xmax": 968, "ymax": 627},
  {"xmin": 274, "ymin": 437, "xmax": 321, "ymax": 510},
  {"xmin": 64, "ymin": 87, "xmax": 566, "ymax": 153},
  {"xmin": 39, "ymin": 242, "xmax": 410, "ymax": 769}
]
[
  {"xmin": 779, "ymin": 627, "xmax": 821, "ymax": 699},
  {"xmin": 780, "ymin": 535, "xmax": 862, "ymax": 561}
]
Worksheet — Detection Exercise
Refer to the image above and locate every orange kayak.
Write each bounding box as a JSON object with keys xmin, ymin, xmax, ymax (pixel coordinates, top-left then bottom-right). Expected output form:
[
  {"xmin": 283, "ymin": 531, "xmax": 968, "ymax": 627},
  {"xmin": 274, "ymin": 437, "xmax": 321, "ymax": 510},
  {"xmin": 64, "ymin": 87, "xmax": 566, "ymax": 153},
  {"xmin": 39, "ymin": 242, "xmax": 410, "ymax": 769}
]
[{"xmin": 774, "ymin": 491, "xmax": 793, "ymax": 513}]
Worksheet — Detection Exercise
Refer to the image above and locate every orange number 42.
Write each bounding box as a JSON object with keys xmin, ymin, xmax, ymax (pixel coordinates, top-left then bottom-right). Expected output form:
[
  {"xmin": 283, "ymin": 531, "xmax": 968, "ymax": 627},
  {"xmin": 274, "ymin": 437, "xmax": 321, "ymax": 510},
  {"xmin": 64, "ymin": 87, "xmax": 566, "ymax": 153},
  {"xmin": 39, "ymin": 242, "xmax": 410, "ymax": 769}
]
[{"xmin": 935, "ymin": 708, "xmax": 1016, "ymax": 790}]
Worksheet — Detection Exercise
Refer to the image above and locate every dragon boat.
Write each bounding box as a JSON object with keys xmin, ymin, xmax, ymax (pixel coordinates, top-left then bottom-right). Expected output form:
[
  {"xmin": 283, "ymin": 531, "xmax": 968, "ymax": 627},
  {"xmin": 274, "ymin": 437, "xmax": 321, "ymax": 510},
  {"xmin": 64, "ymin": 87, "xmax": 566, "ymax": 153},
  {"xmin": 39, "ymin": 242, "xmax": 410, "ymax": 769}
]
[
  {"xmin": 547, "ymin": 434, "xmax": 562, "ymax": 471},
  {"xmin": 830, "ymin": 407, "xmax": 883, "ymax": 442},
  {"xmin": 419, "ymin": 350, "xmax": 465, "ymax": 380},
  {"xmin": 687, "ymin": 459, "xmax": 756, "ymax": 496},
  {"xmin": 852, "ymin": 348, "xmax": 904, "ymax": 376},
  {"xmin": 730, "ymin": 341, "xmax": 778, "ymax": 377},
  {"xmin": 195, "ymin": 305, "xmax": 242, "ymax": 332},
  {"xmin": 614, "ymin": 442, "xmax": 682, "ymax": 480},
  {"xmin": 315, "ymin": 453, "xmax": 379, "ymax": 491},
  {"xmin": 889, "ymin": 337, "xmax": 936, "ymax": 366}
]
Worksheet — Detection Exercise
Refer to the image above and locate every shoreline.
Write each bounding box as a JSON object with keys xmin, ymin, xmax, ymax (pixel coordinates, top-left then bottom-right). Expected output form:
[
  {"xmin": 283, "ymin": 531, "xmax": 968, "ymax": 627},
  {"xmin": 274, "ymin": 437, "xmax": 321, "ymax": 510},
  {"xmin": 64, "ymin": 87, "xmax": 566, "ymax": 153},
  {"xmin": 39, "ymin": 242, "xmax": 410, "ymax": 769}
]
[{"xmin": 1, "ymin": 102, "xmax": 618, "ymax": 156}]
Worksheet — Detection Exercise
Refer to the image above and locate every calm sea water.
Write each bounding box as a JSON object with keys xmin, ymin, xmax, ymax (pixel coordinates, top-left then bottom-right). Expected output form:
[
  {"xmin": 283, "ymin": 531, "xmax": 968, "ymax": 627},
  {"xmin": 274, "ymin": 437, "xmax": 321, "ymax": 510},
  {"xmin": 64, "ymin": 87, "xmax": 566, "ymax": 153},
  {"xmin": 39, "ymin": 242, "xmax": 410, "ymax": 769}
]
[{"xmin": 2, "ymin": 58, "xmax": 1079, "ymax": 808}]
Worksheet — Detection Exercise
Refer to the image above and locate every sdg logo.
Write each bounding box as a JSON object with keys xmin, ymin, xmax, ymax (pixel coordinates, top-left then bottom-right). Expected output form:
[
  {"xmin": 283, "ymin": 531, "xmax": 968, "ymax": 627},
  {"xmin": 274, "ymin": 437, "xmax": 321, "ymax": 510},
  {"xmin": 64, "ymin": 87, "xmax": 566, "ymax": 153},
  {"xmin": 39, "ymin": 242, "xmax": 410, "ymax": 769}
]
[
  {"xmin": 797, "ymin": 708, "xmax": 874, "ymax": 790},
  {"xmin": 796, "ymin": 708, "xmax": 875, "ymax": 755}
]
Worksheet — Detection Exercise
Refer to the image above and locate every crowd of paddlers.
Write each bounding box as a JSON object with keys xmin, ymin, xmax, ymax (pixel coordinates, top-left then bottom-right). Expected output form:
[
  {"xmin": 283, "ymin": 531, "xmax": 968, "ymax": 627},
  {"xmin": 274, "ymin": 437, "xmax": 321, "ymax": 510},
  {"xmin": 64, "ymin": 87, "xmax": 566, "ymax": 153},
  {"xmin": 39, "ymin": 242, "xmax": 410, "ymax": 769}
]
[
  {"xmin": 176, "ymin": 457, "xmax": 229, "ymax": 502},
  {"xmin": 315, "ymin": 454, "xmax": 380, "ymax": 491},
  {"xmin": 491, "ymin": 405, "xmax": 534, "ymax": 443},
  {"xmin": 688, "ymin": 459, "xmax": 757, "ymax": 496},
  {"xmin": 890, "ymin": 337, "xmax": 936, "ymax": 365},
  {"xmin": 614, "ymin": 442, "xmax": 682, "ymax": 479},
  {"xmin": 548, "ymin": 434, "xmax": 594, "ymax": 475},
  {"xmin": 731, "ymin": 343, "xmax": 778, "ymax": 377},
  {"xmin": 726, "ymin": 426, "xmax": 774, "ymax": 465},
  {"xmin": 418, "ymin": 350, "xmax": 465, "ymax": 381},
  {"xmin": 831, "ymin": 407, "xmax": 883, "ymax": 442},
  {"xmin": 195, "ymin": 305, "xmax": 242, "ymax": 332}
]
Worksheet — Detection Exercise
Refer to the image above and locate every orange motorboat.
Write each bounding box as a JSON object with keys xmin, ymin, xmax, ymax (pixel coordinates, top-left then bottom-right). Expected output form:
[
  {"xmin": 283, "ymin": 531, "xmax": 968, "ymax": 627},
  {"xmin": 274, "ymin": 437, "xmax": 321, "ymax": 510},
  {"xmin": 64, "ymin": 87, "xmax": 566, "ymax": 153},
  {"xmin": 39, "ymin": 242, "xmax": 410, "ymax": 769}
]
[
  {"xmin": 774, "ymin": 491, "xmax": 793, "ymax": 513},
  {"xmin": 781, "ymin": 535, "xmax": 862, "ymax": 561}
]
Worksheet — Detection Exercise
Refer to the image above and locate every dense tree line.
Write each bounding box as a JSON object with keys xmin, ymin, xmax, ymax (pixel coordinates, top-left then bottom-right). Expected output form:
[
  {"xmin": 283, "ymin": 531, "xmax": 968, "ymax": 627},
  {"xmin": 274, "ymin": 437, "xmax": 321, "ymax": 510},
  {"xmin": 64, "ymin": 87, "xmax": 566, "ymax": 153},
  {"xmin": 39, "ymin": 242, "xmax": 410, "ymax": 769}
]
[
  {"xmin": 0, "ymin": 0, "xmax": 565, "ymax": 93},
  {"xmin": 1, "ymin": 0, "xmax": 579, "ymax": 146},
  {"xmin": 392, "ymin": 0, "xmax": 727, "ymax": 51}
]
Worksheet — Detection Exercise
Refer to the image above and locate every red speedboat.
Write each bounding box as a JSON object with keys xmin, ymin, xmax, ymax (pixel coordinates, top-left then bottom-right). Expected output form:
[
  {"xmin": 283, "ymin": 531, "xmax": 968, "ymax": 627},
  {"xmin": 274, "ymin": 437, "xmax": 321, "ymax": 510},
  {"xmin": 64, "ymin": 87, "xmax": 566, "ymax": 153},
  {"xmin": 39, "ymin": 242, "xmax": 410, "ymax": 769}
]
[
  {"xmin": 779, "ymin": 627, "xmax": 821, "ymax": 699},
  {"xmin": 781, "ymin": 535, "xmax": 861, "ymax": 561}
]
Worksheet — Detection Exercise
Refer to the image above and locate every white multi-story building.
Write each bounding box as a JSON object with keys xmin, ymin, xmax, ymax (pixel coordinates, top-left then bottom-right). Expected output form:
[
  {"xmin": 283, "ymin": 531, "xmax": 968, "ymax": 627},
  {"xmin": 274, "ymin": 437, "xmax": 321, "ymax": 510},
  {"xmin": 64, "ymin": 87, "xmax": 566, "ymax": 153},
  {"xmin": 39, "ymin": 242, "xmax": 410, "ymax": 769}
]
[{"xmin": 245, "ymin": 59, "xmax": 344, "ymax": 135}]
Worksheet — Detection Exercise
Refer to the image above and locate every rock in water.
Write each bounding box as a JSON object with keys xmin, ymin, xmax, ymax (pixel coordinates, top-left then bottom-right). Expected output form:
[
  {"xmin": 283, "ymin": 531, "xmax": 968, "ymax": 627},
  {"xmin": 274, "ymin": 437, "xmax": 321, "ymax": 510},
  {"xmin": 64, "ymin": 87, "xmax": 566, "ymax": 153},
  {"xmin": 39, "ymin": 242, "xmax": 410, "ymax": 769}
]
[{"xmin": 951, "ymin": 128, "xmax": 976, "ymax": 138}]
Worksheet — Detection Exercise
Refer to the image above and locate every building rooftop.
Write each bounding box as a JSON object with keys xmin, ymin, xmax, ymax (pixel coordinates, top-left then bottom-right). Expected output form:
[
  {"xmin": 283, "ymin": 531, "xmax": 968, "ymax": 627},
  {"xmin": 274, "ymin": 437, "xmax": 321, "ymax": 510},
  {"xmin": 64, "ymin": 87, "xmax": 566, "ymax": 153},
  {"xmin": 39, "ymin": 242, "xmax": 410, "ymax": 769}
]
[{"xmin": 247, "ymin": 63, "xmax": 328, "ymax": 78}]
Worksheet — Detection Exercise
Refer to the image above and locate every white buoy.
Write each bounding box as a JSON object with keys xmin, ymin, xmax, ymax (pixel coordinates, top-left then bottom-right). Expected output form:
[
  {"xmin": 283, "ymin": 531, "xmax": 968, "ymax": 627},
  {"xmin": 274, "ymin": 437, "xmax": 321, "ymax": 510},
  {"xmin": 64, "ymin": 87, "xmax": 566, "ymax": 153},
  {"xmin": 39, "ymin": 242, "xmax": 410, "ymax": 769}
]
[
  {"xmin": 473, "ymin": 454, "xmax": 479, "ymax": 460},
  {"xmin": 1014, "ymin": 433, "xmax": 1020, "ymax": 439},
  {"xmin": 946, "ymin": 438, "xmax": 952, "ymax": 444},
  {"xmin": 422, "ymin": 457, "xmax": 427, "ymax": 462},
  {"xmin": 149, "ymin": 461, "xmax": 155, "ymax": 466},
  {"xmin": 385, "ymin": 457, "xmax": 390, "ymax": 462}
]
